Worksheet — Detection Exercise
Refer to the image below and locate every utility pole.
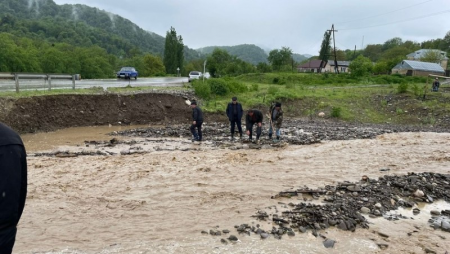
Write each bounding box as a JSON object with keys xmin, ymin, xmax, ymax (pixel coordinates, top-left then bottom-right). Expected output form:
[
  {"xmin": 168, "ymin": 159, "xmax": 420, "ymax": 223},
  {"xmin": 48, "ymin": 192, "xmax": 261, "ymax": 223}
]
[
  {"xmin": 327, "ymin": 24, "xmax": 339, "ymax": 74},
  {"xmin": 353, "ymin": 45, "xmax": 356, "ymax": 59}
]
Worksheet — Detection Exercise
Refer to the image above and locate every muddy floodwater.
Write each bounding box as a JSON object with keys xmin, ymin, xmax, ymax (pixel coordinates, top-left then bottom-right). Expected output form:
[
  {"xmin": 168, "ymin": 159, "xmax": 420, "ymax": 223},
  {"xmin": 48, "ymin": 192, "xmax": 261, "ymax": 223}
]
[{"xmin": 15, "ymin": 126, "xmax": 450, "ymax": 254}]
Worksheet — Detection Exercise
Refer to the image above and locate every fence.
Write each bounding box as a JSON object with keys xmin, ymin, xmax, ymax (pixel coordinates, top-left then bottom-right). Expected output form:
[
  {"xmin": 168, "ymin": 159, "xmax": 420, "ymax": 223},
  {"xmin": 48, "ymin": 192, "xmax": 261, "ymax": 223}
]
[{"xmin": 0, "ymin": 73, "xmax": 78, "ymax": 93}]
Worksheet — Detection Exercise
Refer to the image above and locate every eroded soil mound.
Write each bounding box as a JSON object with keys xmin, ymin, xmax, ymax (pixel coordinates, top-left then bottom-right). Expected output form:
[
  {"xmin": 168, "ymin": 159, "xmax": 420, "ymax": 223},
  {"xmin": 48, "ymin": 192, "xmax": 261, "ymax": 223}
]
[{"xmin": 0, "ymin": 92, "xmax": 192, "ymax": 133}]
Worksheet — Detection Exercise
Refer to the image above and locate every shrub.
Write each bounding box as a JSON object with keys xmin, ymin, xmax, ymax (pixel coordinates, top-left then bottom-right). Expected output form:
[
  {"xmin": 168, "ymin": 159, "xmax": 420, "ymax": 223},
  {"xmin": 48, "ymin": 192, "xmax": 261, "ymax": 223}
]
[
  {"xmin": 273, "ymin": 77, "xmax": 280, "ymax": 84},
  {"xmin": 331, "ymin": 107, "xmax": 342, "ymax": 118},
  {"xmin": 208, "ymin": 79, "xmax": 229, "ymax": 96},
  {"xmin": 227, "ymin": 80, "xmax": 248, "ymax": 93},
  {"xmin": 412, "ymin": 84, "xmax": 420, "ymax": 96},
  {"xmin": 192, "ymin": 80, "xmax": 211, "ymax": 99},
  {"xmin": 397, "ymin": 83, "xmax": 408, "ymax": 93},
  {"xmin": 250, "ymin": 83, "xmax": 259, "ymax": 91},
  {"xmin": 267, "ymin": 87, "xmax": 279, "ymax": 95}
]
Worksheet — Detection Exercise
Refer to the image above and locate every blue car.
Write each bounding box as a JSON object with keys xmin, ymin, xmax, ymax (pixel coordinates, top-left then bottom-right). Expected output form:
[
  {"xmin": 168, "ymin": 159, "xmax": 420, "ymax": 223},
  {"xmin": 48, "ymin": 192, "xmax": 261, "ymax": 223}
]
[{"xmin": 117, "ymin": 67, "xmax": 138, "ymax": 80}]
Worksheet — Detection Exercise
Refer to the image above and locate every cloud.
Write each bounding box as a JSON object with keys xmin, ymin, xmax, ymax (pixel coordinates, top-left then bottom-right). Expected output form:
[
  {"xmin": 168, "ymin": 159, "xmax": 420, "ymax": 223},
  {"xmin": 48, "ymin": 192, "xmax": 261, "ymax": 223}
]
[{"xmin": 53, "ymin": 0, "xmax": 450, "ymax": 55}]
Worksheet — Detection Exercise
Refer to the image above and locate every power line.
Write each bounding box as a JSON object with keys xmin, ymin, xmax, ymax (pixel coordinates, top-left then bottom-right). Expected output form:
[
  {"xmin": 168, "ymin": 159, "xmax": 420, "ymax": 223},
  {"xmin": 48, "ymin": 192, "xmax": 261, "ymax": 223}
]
[
  {"xmin": 336, "ymin": 0, "xmax": 433, "ymax": 25},
  {"xmin": 339, "ymin": 9, "xmax": 450, "ymax": 31}
]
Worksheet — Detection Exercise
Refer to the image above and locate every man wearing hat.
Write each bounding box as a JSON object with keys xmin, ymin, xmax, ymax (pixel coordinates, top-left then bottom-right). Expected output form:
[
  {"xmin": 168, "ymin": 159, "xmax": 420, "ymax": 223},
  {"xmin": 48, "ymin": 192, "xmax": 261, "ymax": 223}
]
[
  {"xmin": 432, "ymin": 77, "xmax": 440, "ymax": 92},
  {"xmin": 0, "ymin": 122, "xmax": 27, "ymax": 253},
  {"xmin": 226, "ymin": 97, "xmax": 243, "ymax": 141},
  {"xmin": 245, "ymin": 109, "xmax": 263, "ymax": 143},
  {"xmin": 190, "ymin": 101, "xmax": 204, "ymax": 142},
  {"xmin": 268, "ymin": 102, "xmax": 283, "ymax": 141}
]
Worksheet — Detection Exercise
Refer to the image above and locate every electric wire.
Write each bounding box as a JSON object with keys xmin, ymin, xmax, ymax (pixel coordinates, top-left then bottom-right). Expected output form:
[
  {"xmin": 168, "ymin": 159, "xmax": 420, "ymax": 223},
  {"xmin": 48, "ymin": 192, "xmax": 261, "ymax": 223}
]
[{"xmin": 336, "ymin": 0, "xmax": 433, "ymax": 25}]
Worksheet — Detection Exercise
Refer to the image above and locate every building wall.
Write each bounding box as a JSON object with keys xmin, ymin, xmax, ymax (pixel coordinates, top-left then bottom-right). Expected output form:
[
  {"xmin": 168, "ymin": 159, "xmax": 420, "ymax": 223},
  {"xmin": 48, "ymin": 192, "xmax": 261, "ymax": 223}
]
[
  {"xmin": 392, "ymin": 68, "xmax": 444, "ymax": 77},
  {"xmin": 323, "ymin": 63, "xmax": 350, "ymax": 73}
]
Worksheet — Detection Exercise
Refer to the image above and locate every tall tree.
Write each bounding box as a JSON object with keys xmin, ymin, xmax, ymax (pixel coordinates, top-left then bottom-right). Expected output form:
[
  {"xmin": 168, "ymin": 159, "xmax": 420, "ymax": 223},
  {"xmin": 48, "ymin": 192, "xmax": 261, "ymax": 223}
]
[
  {"xmin": 420, "ymin": 50, "xmax": 443, "ymax": 64},
  {"xmin": 318, "ymin": 31, "xmax": 332, "ymax": 62},
  {"xmin": 268, "ymin": 47, "xmax": 293, "ymax": 71},
  {"xmin": 163, "ymin": 27, "xmax": 184, "ymax": 74}
]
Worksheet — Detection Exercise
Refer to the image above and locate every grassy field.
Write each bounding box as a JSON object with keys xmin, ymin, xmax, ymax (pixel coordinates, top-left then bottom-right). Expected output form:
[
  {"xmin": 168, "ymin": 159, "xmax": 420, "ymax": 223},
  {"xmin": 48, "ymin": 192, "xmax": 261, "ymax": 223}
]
[{"xmin": 1, "ymin": 73, "xmax": 448, "ymax": 126}]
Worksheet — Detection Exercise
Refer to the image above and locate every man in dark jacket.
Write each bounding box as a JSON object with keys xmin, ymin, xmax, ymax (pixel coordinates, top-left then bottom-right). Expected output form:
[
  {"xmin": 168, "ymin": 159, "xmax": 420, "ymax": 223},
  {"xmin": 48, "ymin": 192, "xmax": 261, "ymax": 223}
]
[
  {"xmin": 0, "ymin": 123, "xmax": 27, "ymax": 254},
  {"xmin": 268, "ymin": 102, "xmax": 283, "ymax": 141},
  {"xmin": 245, "ymin": 109, "xmax": 263, "ymax": 143},
  {"xmin": 432, "ymin": 77, "xmax": 440, "ymax": 92},
  {"xmin": 226, "ymin": 97, "xmax": 243, "ymax": 140},
  {"xmin": 190, "ymin": 101, "xmax": 204, "ymax": 141}
]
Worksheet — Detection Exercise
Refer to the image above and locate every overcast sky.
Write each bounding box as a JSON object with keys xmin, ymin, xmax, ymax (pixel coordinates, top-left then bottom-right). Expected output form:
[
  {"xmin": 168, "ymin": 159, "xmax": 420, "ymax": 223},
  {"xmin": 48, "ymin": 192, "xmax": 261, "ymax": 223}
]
[{"xmin": 52, "ymin": 0, "xmax": 450, "ymax": 55}]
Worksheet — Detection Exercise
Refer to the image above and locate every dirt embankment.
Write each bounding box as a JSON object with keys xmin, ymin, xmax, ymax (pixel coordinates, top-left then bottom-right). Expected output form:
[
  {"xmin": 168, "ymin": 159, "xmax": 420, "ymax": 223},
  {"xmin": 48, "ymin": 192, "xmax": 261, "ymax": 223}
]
[{"xmin": 0, "ymin": 93, "xmax": 192, "ymax": 133}]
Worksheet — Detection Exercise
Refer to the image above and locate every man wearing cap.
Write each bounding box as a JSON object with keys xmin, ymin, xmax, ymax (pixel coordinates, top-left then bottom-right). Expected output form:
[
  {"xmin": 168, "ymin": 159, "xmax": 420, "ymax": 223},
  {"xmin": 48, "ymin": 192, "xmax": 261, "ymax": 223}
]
[
  {"xmin": 190, "ymin": 101, "xmax": 204, "ymax": 142},
  {"xmin": 432, "ymin": 77, "xmax": 440, "ymax": 92},
  {"xmin": 0, "ymin": 123, "xmax": 27, "ymax": 254},
  {"xmin": 268, "ymin": 102, "xmax": 283, "ymax": 141},
  {"xmin": 226, "ymin": 97, "xmax": 243, "ymax": 141},
  {"xmin": 245, "ymin": 109, "xmax": 263, "ymax": 143}
]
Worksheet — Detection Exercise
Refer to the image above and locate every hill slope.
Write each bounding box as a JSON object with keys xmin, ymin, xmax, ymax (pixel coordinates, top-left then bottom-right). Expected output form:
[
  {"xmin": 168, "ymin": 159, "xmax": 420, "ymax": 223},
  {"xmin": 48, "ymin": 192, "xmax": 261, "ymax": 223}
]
[
  {"xmin": 0, "ymin": 0, "xmax": 201, "ymax": 60},
  {"xmin": 198, "ymin": 44, "xmax": 269, "ymax": 65}
]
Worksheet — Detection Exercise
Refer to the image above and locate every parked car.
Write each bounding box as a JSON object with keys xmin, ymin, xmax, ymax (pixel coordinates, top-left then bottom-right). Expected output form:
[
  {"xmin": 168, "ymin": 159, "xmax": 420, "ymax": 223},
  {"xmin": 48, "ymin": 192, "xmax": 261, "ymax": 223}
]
[
  {"xmin": 203, "ymin": 72, "xmax": 211, "ymax": 79},
  {"xmin": 188, "ymin": 71, "xmax": 202, "ymax": 82},
  {"xmin": 117, "ymin": 67, "xmax": 138, "ymax": 80}
]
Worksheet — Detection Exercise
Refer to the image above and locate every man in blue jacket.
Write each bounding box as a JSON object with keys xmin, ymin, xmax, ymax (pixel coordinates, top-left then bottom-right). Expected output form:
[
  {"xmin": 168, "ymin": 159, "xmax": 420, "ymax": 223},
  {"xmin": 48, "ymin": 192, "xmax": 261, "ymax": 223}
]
[
  {"xmin": 190, "ymin": 101, "xmax": 204, "ymax": 142},
  {"xmin": 0, "ymin": 123, "xmax": 27, "ymax": 254},
  {"xmin": 226, "ymin": 97, "xmax": 243, "ymax": 141}
]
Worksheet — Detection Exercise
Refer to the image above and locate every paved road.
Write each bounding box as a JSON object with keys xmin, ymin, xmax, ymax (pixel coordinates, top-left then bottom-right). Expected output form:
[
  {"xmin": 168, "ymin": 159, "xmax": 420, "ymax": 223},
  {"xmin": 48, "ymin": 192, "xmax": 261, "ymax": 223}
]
[{"xmin": 0, "ymin": 77, "xmax": 189, "ymax": 92}]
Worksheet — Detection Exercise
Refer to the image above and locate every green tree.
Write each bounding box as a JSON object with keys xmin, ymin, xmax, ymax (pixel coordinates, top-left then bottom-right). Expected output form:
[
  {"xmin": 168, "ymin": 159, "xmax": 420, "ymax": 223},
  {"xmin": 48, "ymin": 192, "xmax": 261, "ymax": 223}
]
[
  {"xmin": 363, "ymin": 44, "xmax": 383, "ymax": 62},
  {"xmin": 268, "ymin": 47, "xmax": 292, "ymax": 71},
  {"xmin": 372, "ymin": 61, "xmax": 390, "ymax": 75},
  {"xmin": 382, "ymin": 37, "xmax": 403, "ymax": 50},
  {"xmin": 256, "ymin": 62, "xmax": 272, "ymax": 73},
  {"xmin": 420, "ymin": 50, "xmax": 442, "ymax": 64},
  {"xmin": 207, "ymin": 48, "xmax": 232, "ymax": 77},
  {"xmin": 318, "ymin": 31, "xmax": 332, "ymax": 62},
  {"xmin": 349, "ymin": 55, "xmax": 372, "ymax": 77},
  {"xmin": 142, "ymin": 54, "xmax": 165, "ymax": 76},
  {"xmin": 163, "ymin": 27, "xmax": 184, "ymax": 74}
]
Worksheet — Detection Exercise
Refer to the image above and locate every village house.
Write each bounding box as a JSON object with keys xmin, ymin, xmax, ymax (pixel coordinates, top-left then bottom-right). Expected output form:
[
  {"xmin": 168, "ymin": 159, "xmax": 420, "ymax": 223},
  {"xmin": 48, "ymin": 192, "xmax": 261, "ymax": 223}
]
[
  {"xmin": 323, "ymin": 60, "xmax": 351, "ymax": 73},
  {"xmin": 297, "ymin": 60, "xmax": 326, "ymax": 73},
  {"xmin": 406, "ymin": 49, "xmax": 448, "ymax": 70},
  {"xmin": 391, "ymin": 60, "xmax": 445, "ymax": 77}
]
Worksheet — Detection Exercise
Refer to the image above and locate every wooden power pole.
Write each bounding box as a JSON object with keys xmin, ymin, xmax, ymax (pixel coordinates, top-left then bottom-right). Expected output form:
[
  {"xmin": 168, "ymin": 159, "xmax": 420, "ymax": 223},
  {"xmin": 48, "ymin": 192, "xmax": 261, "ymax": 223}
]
[{"xmin": 328, "ymin": 24, "xmax": 339, "ymax": 74}]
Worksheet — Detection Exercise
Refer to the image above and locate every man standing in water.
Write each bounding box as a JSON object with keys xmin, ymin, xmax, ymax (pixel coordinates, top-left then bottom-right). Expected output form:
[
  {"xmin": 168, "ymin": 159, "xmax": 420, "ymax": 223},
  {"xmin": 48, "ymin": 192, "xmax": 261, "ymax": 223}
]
[
  {"xmin": 245, "ymin": 109, "xmax": 263, "ymax": 144},
  {"xmin": 0, "ymin": 123, "xmax": 27, "ymax": 254},
  {"xmin": 190, "ymin": 101, "xmax": 204, "ymax": 142},
  {"xmin": 268, "ymin": 102, "xmax": 283, "ymax": 141},
  {"xmin": 226, "ymin": 97, "xmax": 243, "ymax": 141}
]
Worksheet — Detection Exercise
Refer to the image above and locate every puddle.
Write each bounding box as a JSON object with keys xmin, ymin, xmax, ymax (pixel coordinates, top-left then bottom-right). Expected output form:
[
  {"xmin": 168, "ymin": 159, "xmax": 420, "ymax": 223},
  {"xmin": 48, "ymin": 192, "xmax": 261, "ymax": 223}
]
[{"xmin": 22, "ymin": 125, "xmax": 148, "ymax": 152}]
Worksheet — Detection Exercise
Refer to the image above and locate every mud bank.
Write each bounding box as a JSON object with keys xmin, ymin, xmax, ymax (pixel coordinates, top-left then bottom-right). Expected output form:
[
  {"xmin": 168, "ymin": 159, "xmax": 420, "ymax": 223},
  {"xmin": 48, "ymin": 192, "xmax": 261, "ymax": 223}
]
[{"xmin": 0, "ymin": 92, "xmax": 193, "ymax": 133}]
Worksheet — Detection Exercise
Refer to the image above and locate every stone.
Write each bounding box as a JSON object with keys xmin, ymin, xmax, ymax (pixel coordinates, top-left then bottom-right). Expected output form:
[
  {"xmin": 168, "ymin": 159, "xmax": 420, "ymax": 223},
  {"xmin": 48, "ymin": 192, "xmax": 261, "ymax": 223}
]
[
  {"xmin": 220, "ymin": 238, "xmax": 228, "ymax": 244},
  {"xmin": 260, "ymin": 232, "xmax": 270, "ymax": 239},
  {"xmin": 441, "ymin": 220, "xmax": 450, "ymax": 232},
  {"xmin": 323, "ymin": 239, "xmax": 336, "ymax": 248},
  {"xmin": 430, "ymin": 210, "xmax": 441, "ymax": 216},
  {"xmin": 374, "ymin": 203, "xmax": 382, "ymax": 209},
  {"xmin": 228, "ymin": 235, "xmax": 238, "ymax": 241},
  {"xmin": 378, "ymin": 232, "xmax": 389, "ymax": 238},
  {"xmin": 414, "ymin": 189, "xmax": 424, "ymax": 198},
  {"xmin": 360, "ymin": 207, "xmax": 371, "ymax": 214},
  {"xmin": 222, "ymin": 229, "xmax": 230, "ymax": 234}
]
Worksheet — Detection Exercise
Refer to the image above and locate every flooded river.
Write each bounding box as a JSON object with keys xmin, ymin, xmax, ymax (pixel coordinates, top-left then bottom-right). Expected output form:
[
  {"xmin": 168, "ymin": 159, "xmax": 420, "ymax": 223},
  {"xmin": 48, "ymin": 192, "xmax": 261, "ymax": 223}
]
[{"xmin": 14, "ymin": 127, "xmax": 450, "ymax": 253}]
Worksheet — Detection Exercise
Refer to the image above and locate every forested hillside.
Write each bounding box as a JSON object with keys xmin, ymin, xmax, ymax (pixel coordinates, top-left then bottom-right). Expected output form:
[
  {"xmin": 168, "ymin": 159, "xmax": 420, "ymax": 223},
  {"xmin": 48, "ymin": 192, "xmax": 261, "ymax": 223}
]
[
  {"xmin": 198, "ymin": 44, "xmax": 270, "ymax": 65},
  {"xmin": 0, "ymin": 0, "xmax": 201, "ymax": 60}
]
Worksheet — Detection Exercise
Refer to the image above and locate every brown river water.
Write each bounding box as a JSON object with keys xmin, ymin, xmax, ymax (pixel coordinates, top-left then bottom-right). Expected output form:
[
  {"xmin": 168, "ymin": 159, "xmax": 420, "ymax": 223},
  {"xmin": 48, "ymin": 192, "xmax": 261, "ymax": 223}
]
[{"xmin": 14, "ymin": 127, "xmax": 450, "ymax": 253}]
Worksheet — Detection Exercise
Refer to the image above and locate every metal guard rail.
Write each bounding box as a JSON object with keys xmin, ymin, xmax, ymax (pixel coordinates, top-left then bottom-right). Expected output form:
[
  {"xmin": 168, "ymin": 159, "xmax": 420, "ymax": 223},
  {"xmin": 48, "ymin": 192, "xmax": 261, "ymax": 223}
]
[{"xmin": 0, "ymin": 72, "xmax": 77, "ymax": 92}]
